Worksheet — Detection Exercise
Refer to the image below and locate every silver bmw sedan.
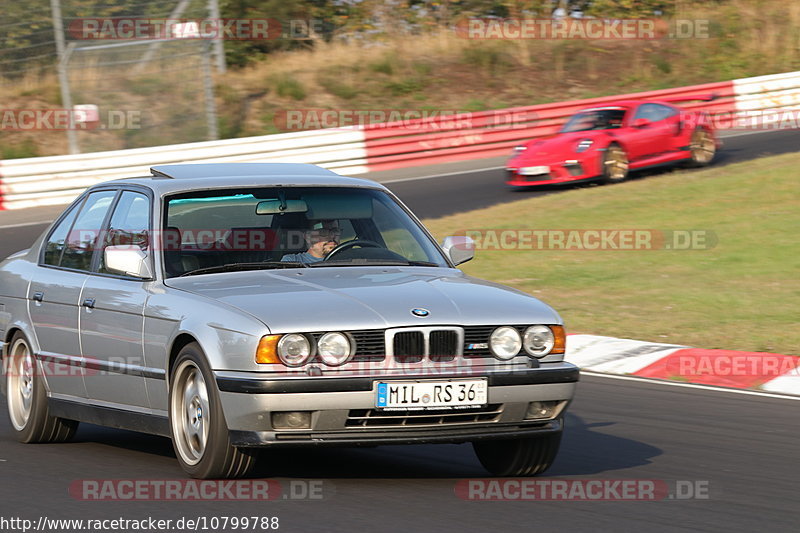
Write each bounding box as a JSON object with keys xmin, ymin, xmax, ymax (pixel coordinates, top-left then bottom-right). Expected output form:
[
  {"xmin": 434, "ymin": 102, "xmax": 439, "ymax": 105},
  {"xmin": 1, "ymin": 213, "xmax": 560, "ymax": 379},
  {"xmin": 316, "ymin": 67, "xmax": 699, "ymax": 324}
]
[{"xmin": 0, "ymin": 163, "xmax": 578, "ymax": 479}]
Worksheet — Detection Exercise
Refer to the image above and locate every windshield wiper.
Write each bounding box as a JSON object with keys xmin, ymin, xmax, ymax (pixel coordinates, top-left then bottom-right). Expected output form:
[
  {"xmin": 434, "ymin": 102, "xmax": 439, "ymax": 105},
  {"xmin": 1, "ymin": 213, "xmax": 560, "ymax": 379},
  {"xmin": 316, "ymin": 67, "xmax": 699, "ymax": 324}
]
[
  {"xmin": 179, "ymin": 261, "xmax": 306, "ymax": 277},
  {"xmin": 308, "ymin": 259, "xmax": 440, "ymax": 268}
]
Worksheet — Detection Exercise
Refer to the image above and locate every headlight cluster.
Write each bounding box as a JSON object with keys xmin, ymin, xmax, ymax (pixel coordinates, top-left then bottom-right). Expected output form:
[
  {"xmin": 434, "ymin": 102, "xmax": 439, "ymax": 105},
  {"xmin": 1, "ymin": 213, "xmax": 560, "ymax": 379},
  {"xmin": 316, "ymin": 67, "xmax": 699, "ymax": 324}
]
[
  {"xmin": 256, "ymin": 332, "xmax": 355, "ymax": 367},
  {"xmin": 489, "ymin": 325, "xmax": 565, "ymax": 360},
  {"xmin": 576, "ymin": 139, "xmax": 593, "ymax": 153}
]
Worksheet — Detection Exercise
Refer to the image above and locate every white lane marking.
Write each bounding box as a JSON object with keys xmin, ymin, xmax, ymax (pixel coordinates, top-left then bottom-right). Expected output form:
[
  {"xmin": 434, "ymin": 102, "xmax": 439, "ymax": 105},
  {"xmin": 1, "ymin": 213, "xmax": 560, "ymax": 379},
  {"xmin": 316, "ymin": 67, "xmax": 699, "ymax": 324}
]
[
  {"xmin": 583, "ymin": 371, "xmax": 800, "ymax": 401},
  {"xmin": 383, "ymin": 166, "xmax": 506, "ymax": 184},
  {"xmin": 0, "ymin": 220, "xmax": 51, "ymax": 230},
  {"xmin": 718, "ymin": 129, "xmax": 794, "ymax": 139}
]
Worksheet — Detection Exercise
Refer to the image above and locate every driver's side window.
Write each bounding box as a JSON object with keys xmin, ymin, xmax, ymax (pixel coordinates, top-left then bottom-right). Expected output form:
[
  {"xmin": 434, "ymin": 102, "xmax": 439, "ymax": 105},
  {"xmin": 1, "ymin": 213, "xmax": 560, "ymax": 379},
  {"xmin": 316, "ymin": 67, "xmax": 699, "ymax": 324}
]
[{"xmin": 634, "ymin": 104, "xmax": 658, "ymax": 122}]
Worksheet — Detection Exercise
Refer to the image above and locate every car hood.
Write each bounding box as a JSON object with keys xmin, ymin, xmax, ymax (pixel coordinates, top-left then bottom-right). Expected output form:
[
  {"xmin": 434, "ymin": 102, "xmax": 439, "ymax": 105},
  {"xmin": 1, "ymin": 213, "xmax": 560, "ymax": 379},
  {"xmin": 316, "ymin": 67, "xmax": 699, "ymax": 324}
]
[
  {"xmin": 165, "ymin": 266, "xmax": 560, "ymax": 332},
  {"xmin": 510, "ymin": 131, "xmax": 611, "ymax": 165}
]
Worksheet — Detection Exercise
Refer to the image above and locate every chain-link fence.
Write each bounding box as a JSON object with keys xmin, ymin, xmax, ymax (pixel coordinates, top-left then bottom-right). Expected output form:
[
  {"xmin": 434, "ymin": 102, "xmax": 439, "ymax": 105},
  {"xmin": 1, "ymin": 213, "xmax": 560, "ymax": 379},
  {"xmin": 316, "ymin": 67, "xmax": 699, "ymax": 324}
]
[{"xmin": 1, "ymin": 0, "xmax": 221, "ymax": 154}]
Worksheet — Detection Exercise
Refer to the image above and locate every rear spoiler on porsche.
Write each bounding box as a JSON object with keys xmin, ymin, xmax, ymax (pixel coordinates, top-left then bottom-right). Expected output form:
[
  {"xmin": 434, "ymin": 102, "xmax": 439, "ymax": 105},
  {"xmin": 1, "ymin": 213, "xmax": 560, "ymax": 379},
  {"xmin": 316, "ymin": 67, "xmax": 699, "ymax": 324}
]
[{"xmin": 659, "ymin": 93, "xmax": 719, "ymax": 104}]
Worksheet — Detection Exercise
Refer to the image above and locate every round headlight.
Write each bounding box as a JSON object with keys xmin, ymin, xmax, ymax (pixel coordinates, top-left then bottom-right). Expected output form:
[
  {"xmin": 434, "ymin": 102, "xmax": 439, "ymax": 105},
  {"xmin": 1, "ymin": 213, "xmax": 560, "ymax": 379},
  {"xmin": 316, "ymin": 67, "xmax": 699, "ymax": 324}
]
[
  {"xmin": 277, "ymin": 334, "xmax": 312, "ymax": 366},
  {"xmin": 523, "ymin": 325, "xmax": 555, "ymax": 357},
  {"xmin": 317, "ymin": 332, "xmax": 352, "ymax": 366},
  {"xmin": 490, "ymin": 326, "xmax": 522, "ymax": 360}
]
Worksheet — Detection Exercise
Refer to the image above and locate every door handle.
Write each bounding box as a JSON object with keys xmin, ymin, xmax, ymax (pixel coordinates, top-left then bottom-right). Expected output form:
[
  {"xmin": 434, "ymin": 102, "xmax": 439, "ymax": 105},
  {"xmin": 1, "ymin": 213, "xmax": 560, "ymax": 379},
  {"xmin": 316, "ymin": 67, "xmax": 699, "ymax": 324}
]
[
  {"xmin": 82, "ymin": 298, "xmax": 96, "ymax": 309},
  {"xmin": 33, "ymin": 292, "xmax": 44, "ymax": 302}
]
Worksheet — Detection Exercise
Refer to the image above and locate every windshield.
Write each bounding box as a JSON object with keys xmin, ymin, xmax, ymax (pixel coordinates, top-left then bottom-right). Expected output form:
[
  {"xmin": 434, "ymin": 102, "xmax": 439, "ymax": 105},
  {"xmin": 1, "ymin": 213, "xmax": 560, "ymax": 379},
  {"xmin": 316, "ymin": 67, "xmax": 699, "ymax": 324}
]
[
  {"xmin": 162, "ymin": 186, "xmax": 448, "ymax": 277},
  {"xmin": 560, "ymin": 109, "xmax": 626, "ymax": 132}
]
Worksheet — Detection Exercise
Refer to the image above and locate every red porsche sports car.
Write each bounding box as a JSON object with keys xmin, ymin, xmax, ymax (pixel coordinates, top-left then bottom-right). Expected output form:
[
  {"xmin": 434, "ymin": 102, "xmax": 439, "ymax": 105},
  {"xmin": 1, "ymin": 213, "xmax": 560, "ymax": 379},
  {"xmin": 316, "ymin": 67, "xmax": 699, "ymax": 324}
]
[{"xmin": 506, "ymin": 99, "xmax": 721, "ymax": 187}]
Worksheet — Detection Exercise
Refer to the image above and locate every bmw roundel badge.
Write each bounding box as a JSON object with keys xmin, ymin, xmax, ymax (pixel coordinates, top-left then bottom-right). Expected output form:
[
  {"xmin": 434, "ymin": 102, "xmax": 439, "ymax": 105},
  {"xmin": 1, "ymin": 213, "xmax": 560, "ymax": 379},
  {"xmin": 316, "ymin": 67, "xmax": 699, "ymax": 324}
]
[{"xmin": 411, "ymin": 308, "xmax": 430, "ymax": 317}]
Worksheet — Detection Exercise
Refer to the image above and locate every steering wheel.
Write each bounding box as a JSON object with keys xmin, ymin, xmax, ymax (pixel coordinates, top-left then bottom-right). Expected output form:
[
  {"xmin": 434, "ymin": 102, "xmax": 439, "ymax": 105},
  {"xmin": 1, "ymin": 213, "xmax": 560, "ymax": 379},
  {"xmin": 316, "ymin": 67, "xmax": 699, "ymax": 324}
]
[{"xmin": 324, "ymin": 239, "xmax": 382, "ymax": 261}]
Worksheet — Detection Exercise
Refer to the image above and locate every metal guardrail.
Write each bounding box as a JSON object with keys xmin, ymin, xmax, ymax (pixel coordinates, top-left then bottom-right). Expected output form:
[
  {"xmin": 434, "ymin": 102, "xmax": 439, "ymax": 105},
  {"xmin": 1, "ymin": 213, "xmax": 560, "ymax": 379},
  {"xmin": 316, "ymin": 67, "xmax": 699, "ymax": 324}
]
[{"xmin": 0, "ymin": 128, "xmax": 368, "ymax": 210}]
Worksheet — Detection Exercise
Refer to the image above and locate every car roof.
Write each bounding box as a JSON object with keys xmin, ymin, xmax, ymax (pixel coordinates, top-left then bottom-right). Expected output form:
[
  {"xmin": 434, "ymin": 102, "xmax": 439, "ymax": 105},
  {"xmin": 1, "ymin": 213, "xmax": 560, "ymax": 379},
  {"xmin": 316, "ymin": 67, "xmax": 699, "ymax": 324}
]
[
  {"xmin": 109, "ymin": 163, "xmax": 387, "ymax": 196},
  {"xmin": 579, "ymin": 99, "xmax": 677, "ymax": 113}
]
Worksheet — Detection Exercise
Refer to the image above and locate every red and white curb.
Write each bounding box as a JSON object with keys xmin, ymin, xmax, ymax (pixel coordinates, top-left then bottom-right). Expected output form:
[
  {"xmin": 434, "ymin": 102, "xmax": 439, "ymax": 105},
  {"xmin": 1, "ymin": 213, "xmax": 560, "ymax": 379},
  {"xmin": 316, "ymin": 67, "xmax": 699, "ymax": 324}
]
[{"xmin": 565, "ymin": 334, "xmax": 800, "ymax": 396}]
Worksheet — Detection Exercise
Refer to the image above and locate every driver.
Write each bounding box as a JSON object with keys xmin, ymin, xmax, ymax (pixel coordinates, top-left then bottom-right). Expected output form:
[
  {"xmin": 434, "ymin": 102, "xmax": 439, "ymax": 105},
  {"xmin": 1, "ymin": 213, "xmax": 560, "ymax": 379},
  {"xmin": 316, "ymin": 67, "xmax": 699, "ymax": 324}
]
[{"xmin": 280, "ymin": 220, "xmax": 341, "ymax": 264}]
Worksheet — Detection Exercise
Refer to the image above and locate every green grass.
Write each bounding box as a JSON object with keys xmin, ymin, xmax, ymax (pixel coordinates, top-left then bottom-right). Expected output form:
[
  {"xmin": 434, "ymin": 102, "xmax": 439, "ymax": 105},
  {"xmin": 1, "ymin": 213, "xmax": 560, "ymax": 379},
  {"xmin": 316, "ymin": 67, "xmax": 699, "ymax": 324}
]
[
  {"xmin": 272, "ymin": 74, "xmax": 306, "ymax": 101},
  {"xmin": 318, "ymin": 77, "xmax": 359, "ymax": 100},
  {"xmin": 384, "ymin": 77, "xmax": 427, "ymax": 96},
  {"xmin": 368, "ymin": 55, "xmax": 396, "ymax": 75},
  {"xmin": 423, "ymin": 153, "xmax": 800, "ymax": 355},
  {"xmin": 0, "ymin": 139, "xmax": 39, "ymax": 159}
]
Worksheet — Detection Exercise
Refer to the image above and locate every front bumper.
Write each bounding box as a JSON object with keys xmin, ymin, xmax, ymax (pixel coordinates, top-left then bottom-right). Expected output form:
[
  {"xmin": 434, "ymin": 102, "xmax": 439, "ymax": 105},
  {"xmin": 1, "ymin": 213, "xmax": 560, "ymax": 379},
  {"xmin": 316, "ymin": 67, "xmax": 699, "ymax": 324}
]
[
  {"xmin": 216, "ymin": 363, "xmax": 578, "ymax": 447},
  {"xmin": 506, "ymin": 152, "xmax": 599, "ymax": 186}
]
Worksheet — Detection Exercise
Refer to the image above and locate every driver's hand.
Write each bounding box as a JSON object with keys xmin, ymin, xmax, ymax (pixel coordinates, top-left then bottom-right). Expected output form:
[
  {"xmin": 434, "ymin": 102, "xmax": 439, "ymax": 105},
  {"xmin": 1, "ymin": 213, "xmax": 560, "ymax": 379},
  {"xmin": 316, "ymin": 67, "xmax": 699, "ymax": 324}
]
[{"xmin": 321, "ymin": 240, "xmax": 337, "ymax": 256}]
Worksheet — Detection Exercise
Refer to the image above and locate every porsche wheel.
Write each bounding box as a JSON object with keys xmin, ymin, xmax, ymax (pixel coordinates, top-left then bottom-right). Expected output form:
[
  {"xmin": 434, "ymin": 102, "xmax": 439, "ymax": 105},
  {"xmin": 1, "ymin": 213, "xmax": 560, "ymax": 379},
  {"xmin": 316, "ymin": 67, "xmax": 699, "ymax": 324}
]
[
  {"xmin": 5, "ymin": 332, "xmax": 78, "ymax": 443},
  {"xmin": 473, "ymin": 428, "xmax": 562, "ymax": 477},
  {"xmin": 601, "ymin": 144, "xmax": 629, "ymax": 183},
  {"xmin": 169, "ymin": 342, "xmax": 256, "ymax": 479},
  {"xmin": 689, "ymin": 128, "xmax": 715, "ymax": 166}
]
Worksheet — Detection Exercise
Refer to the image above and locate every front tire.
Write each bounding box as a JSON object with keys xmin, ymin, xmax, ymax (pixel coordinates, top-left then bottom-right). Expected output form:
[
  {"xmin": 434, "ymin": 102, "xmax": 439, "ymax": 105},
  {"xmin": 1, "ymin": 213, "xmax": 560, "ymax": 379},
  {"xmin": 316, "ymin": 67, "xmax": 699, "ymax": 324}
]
[
  {"xmin": 601, "ymin": 144, "xmax": 629, "ymax": 184},
  {"xmin": 5, "ymin": 332, "xmax": 78, "ymax": 443},
  {"xmin": 473, "ymin": 429, "xmax": 562, "ymax": 476},
  {"xmin": 169, "ymin": 342, "xmax": 256, "ymax": 479}
]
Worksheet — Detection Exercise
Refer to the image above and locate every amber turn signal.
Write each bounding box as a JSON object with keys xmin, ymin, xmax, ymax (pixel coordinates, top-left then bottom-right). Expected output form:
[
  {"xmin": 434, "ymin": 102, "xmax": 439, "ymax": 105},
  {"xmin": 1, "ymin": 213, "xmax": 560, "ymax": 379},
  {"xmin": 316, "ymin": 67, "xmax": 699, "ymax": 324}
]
[
  {"xmin": 256, "ymin": 335, "xmax": 282, "ymax": 364},
  {"xmin": 551, "ymin": 325, "xmax": 566, "ymax": 354}
]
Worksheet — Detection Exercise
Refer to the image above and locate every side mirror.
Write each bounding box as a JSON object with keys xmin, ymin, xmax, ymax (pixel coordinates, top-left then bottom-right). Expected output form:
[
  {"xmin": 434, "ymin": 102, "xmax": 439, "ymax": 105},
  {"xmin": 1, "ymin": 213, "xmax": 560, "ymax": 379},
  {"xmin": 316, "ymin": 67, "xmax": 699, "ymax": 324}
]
[
  {"xmin": 633, "ymin": 118, "xmax": 651, "ymax": 128},
  {"xmin": 104, "ymin": 246, "xmax": 153, "ymax": 278},
  {"xmin": 441, "ymin": 236, "xmax": 475, "ymax": 266}
]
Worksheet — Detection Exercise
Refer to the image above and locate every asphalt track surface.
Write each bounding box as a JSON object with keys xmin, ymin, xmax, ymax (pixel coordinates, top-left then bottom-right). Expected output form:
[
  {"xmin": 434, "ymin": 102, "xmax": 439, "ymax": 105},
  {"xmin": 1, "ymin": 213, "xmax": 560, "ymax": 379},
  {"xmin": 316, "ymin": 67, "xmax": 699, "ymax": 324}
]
[{"xmin": 0, "ymin": 128, "xmax": 798, "ymax": 532}]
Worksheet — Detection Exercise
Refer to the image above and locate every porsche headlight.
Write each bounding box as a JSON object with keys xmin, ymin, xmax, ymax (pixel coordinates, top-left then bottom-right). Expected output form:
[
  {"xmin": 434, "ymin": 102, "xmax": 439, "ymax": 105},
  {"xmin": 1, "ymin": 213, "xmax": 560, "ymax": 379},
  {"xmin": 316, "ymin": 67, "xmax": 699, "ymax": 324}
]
[
  {"xmin": 576, "ymin": 139, "xmax": 593, "ymax": 152},
  {"xmin": 277, "ymin": 334, "xmax": 312, "ymax": 366},
  {"xmin": 490, "ymin": 326, "xmax": 522, "ymax": 360},
  {"xmin": 317, "ymin": 332, "xmax": 353, "ymax": 366}
]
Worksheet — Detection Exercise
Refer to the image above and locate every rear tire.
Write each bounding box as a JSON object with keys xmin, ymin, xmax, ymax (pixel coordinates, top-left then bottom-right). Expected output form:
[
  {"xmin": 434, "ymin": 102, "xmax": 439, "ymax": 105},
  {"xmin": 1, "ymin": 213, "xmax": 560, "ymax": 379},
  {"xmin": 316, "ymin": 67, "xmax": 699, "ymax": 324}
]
[
  {"xmin": 5, "ymin": 332, "xmax": 78, "ymax": 443},
  {"xmin": 473, "ymin": 429, "xmax": 562, "ymax": 477},
  {"xmin": 169, "ymin": 342, "xmax": 256, "ymax": 479},
  {"xmin": 688, "ymin": 128, "xmax": 715, "ymax": 167},
  {"xmin": 601, "ymin": 144, "xmax": 629, "ymax": 184}
]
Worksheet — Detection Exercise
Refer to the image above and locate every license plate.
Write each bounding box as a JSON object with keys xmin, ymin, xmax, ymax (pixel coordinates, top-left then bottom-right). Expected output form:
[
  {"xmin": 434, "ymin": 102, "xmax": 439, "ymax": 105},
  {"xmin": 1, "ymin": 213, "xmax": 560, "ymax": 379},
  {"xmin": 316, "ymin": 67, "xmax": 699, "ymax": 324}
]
[
  {"xmin": 375, "ymin": 379, "xmax": 488, "ymax": 410},
  {"xmin": 519, "ymin": 165, "xmax": 550, "ymax": 176}
]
